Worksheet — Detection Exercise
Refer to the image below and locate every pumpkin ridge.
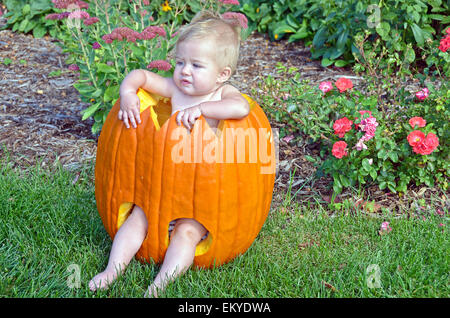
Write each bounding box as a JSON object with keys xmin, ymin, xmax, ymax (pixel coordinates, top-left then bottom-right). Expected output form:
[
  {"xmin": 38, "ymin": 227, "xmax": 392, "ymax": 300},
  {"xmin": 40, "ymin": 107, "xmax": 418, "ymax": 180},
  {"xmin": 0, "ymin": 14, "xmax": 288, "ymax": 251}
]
[
  {"xmin": 144, "ymin": 107, "xmax": 157, "ymax": 258},
  {"xmin": 97, "ymin": 107, "xmax": 113, "ymax": 234},
  {"xmin": 230, "ymin": 121, "xmax": 243, "ymax": 260},
  {"xmin": 158, "ymin": 119, "xmax": 173, "ymax": 261},
  {"xmin": 248, "ymin": 113, "xmax": 264, "ymax": 241},
  {"xmin": 106, "ymin": 110, "xmax": 126, "ymax": 235},
  {"xmin": 114, "ymin": 121, "xmax": 138, "ymax": 232},
  {"xmin": 109, "ymin": 120, "xmax": 124, "ymax": 235}
]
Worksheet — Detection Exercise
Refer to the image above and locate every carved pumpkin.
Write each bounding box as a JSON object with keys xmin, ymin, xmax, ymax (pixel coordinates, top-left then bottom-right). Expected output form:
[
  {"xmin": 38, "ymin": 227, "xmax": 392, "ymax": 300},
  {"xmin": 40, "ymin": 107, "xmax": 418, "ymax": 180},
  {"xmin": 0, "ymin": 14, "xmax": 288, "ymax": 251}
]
[{"xmin": 95, "ymin": 89, "xmax": 276, "ymax": 268}]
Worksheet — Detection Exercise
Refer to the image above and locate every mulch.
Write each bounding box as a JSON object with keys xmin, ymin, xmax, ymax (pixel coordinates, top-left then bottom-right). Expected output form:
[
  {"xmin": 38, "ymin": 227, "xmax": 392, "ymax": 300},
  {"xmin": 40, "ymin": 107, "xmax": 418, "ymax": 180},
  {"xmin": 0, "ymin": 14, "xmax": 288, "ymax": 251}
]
[{"xmin": 0, "ymin": 22, "xmax": 447, "ymax": 216}]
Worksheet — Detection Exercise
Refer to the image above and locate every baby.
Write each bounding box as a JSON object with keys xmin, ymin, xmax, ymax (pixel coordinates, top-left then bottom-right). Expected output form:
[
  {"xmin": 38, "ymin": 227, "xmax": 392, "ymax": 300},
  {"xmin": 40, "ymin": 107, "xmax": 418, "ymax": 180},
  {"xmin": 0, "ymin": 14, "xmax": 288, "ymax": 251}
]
[{"xmin": 89, "ymin": 11, "xmax": 249, "ymax": 297}]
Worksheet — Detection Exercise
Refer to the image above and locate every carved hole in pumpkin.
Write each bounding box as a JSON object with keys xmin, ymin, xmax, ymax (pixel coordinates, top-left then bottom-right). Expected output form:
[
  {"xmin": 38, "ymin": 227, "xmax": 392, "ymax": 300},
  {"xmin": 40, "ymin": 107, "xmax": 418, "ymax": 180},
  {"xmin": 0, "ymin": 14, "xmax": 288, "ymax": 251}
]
[
  {"xmin": 166, "ymin": 219, "xmax": 213, "ymax": 257},
  {"xmin": 117, "ymin": 202, "xmax": 134, "ymax": 230},
  {"xmin": 151, "ymin": 98, "xmax": 172, "ymax": 129}
]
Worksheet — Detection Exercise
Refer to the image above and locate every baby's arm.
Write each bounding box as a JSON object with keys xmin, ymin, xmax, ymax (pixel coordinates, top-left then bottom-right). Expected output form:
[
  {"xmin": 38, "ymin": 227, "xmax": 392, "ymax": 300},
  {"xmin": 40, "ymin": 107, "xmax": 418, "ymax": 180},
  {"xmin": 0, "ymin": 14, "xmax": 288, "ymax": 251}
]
[
  {"xmin": 119, "ymin": 69, "xmax": 174, "ymax": 128},
  {"xmin": 176, "ymin": 85, "xmax": 250, "ymax": 129}
]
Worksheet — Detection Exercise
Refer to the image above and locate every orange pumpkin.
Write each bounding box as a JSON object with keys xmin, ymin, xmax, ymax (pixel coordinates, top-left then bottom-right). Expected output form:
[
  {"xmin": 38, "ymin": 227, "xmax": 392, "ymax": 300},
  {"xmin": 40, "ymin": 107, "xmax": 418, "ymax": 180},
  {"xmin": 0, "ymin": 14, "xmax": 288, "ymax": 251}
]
[{"xmin": 95, "ymin": 89, "xmax": 276, "ymax": 268}]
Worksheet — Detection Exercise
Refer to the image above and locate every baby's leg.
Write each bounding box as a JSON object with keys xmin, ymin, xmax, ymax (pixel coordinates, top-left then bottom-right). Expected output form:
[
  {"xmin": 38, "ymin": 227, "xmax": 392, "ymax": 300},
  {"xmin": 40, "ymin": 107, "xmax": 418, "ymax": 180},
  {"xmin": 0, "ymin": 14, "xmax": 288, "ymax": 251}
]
[
  {"xmin": 89, "ymin": 205, "xmax": 148, "ymax": 291},
  {"xmin": 146, "ymin": 218, "xmax": 207, "ymax": 297}
]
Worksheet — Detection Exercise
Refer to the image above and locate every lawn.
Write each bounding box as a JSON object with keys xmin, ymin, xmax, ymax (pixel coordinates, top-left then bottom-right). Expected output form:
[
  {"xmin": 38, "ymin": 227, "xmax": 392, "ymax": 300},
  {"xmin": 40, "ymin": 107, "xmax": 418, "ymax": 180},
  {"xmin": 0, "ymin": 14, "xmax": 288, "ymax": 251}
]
[{"xmin": 0, "ymin": 158, "xmax": 447, "ymax": 298}]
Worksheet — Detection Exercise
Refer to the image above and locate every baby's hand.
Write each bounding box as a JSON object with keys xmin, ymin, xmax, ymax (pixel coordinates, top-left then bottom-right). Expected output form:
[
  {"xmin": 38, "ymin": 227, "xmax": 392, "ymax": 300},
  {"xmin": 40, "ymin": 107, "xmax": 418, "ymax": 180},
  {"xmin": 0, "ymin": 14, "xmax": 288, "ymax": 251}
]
[
  {"xmin": 118, "ymin": 92, "xmax": 141, "ymax": 128},
  {"xmin": 176, "ymin": 104, "xmax": 202, "ymax": 130}
]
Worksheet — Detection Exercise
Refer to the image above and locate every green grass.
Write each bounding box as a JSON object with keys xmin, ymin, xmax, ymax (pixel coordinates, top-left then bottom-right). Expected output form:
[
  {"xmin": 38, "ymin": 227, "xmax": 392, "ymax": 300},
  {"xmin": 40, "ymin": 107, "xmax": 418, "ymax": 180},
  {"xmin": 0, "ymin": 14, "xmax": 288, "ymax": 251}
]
[{"xmin": 0, "ymin": 160, "xmax": 448, "ymax": 298}]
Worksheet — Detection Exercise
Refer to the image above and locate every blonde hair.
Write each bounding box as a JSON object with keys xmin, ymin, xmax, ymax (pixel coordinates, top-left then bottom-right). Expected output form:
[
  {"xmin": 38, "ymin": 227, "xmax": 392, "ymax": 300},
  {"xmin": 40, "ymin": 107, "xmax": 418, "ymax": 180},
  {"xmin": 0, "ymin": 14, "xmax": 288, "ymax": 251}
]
[{"xmin": 175, "ymin": 11, "xmax": 242, "ymax": 75}]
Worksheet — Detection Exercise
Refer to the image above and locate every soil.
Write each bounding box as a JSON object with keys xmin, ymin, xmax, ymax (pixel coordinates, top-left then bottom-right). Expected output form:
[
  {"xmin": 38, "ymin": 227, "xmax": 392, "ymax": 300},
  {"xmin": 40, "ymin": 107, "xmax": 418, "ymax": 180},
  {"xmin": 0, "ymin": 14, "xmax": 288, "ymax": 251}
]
[{"xmin": 0, "ymin": 19, "xmax": 446, "ymax": 215}]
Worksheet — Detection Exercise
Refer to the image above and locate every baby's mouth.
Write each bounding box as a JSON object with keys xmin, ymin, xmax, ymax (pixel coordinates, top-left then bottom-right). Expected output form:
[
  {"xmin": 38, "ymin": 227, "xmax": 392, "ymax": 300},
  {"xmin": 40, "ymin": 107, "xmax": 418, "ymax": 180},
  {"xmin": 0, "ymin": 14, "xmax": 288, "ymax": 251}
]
[{"xmin": 181, "ymin": 79, "xmax": 191, "ymax": 85}]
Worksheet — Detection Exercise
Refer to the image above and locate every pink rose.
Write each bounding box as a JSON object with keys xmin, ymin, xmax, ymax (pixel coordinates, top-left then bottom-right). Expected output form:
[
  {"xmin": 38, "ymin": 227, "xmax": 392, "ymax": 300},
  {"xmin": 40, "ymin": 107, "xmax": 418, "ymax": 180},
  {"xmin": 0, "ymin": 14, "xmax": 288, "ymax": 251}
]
[
  {"xmin": 415, "ymin": 88, "xmax": 429, "ymax": 101},
  {"xmin": 354, "ymin": 138, "xmax": 368, "ymax": 151},
  {"xmin": 319, "ymin": 81, "xmax": 333, "ymax": 93},
  {"xmin": 379, "ymin": 221, "xmax": 392, "ymax": 235}
]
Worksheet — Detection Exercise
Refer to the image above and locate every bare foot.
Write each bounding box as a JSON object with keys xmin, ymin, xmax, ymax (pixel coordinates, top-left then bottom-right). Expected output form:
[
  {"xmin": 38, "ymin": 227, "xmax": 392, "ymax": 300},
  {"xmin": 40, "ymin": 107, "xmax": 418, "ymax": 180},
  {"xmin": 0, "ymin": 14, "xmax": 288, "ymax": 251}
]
[
  {"xmin": 89, "ymin": 269, "xmax": 119, "ymax": 291},
  {"xmin": 144, "ymin": 283, "xmax": 162, "ymax": 298}
]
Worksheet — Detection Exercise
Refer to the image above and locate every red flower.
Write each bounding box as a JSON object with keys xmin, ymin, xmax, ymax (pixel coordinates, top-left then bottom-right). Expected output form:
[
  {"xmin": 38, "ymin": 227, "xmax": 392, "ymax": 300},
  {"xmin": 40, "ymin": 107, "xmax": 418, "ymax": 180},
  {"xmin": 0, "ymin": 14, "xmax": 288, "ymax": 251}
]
[
  {"xmin": 413, "ymin": 133, "xmax": 439, "ymax": 155},
  {"xmin": 332, "ymin": 141, "xmax": 348, "ymax": 159},
  {"xmin": 221, "ymin": 11, "xmax": 248, "ymax": 29},
  {"xmin": 333, "ymin": 117, "xmax": 353, "ymax": 138},
  {"xmin": 415, "ymin": 87, "xmax": 429, "ymax": 101},
  {"xmin": 407, "ymin": 131, "xmax": 439, "ymax": 155},
  {"xmin": 407, "ymin": 130, "xmax": 425, "ymax": 147},
  {"xmin": 439, "ymin": 34, "xmax": 450, "ymax": 52},
  {"xmin": 335, "ymin": 77, "xmax": 353, "ymax": 93},
  {"xmin": 409, "ymin": 117, "xmax": 426, "ymax": 128},
  {"xmin": 147, "ymin": 60, "xmax": 172, "ymax": 71},
  {"xmin": 83, "ymin": 17, "xmax": 99, "ymax": 26}
]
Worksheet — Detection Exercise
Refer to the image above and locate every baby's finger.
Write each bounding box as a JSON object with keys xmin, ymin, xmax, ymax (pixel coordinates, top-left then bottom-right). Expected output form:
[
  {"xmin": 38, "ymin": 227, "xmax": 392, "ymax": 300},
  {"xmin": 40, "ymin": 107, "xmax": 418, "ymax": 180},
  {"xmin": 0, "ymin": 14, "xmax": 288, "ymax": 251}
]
[
  {"xmin": 176, "ymin": 111, "xmax": 183, "ymax": 126},
  {"xmin": 128, "ymin": 110, "xmax": 137, "ymax": 128},
  {"xmin": 183, "ymin": 113, "xmax": 191, "ymax": 130},
  {"xmin": 118, "ymin": 110, "xmax": 123, "ymax": 120},
  {"xmin": 122, "ymin": 112, "xmax": 130, "ymax": 129},
  {"xmin": 132, "ymin": 106, "xmax": 141, "ymax": 125},
  {"xmin": 188, "ymin": 113, "xmax": 198, "ymax": 125}
]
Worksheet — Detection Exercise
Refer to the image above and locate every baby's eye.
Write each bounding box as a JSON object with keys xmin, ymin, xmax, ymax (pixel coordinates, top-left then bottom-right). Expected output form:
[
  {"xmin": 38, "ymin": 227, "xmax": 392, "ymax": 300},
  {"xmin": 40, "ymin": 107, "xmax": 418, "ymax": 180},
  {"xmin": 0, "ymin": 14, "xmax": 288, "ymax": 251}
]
[
  {"xmin": 193, "ymin": 63, "xmax": 202, "ymax": 68},
  {"xmin": 176, "ymin": 60, "xmax": 183, "ymax": 66}
]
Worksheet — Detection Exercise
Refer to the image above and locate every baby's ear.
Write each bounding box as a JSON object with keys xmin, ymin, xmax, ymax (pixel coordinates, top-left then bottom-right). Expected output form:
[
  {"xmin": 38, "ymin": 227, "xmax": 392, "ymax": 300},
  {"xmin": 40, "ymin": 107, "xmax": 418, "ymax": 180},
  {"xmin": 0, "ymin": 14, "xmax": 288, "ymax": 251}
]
[{"xmin": 217, "ymin": 67, "xmax": 232, "ymax": 83}]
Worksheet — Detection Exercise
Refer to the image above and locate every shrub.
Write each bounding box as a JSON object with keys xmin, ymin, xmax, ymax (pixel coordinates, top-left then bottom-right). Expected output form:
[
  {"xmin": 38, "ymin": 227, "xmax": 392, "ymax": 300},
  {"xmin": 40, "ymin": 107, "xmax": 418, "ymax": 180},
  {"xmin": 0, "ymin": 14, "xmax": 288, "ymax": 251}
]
[
  {"xmin": 240, "ymin": 0, "xmax": 450, "ymax": 68},
  {"xmin": 1, "ymin": 0, "xmax": 56, "ymax": 38},
  {"xmin": 255, "ymin": 63, "xmax": 449, "ymax": 194}
]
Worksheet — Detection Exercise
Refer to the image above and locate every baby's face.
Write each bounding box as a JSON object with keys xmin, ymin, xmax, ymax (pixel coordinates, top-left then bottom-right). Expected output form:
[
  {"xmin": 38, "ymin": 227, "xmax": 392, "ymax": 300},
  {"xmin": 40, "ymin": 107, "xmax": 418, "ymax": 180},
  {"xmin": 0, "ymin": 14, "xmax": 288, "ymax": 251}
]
[{"xmin": 174, "ymin": 37, "xmax": 226, "ymax": 96}]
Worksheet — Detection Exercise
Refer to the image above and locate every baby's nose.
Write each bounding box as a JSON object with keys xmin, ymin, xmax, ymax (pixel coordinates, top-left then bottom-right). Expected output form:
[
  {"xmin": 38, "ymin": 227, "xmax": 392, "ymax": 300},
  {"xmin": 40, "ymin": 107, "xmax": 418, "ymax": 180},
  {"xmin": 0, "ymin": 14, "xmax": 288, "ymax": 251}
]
[{"xmin": 181, "ymin": 64, "xmax": 191, "ymax": 75}]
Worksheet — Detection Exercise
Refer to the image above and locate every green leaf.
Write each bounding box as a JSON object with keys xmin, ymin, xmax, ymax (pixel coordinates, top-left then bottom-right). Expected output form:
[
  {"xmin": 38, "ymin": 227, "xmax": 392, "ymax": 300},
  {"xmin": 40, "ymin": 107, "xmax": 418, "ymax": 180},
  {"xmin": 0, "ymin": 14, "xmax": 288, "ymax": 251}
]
[
  {"xmin": 73, "ymin": 83, "xmax": 96, "ymax": 95},
  {"xmin": 92, "ymin": 88, "xmax": 104, "ymax": 98},
  {"xmin": 388, "ymin": 152, "xmax": 399, "ymax": 163},
  {"xmin": 32, "ymin": 24, "xmax": 46, "ymax": 38},
  {"xmin": 362, "ymin": 158, "xmax": 372, "ymax": 171},
  {"xmin": 286, "ymin": 14, "xmax": 300, "ymax": 29},
  {"xmin": 369, "ymin": 169, "xmax": 377, "ymax": 181},
  {"xmin": 288, "ymin": 28, "xmax": 309, "ymax": 42},
  {"xmin": 18, "ymin": 19, "xmax": 28, "ymax": 32},
  {"xmin": 336, "ymin": 29, "xmax": 349, "ymax": 51},
  {"xmin": 30, "ymin": 0, "xmax": 52, "ymax": 11},
  {"xmin": 411, "ymin": 23, "xmax": 425, "ymax": 46},
  {"xmin": 312, "ymin": 27, "xmax": 328, "ymax": 48},
  {"xmin": 377, "ymin": 149, "xmax": 387, "ymax": 160},
  {"xmin": 81, "ymin": 102, "xmax": 101, "ymax": 121},
  {"xmin": 376, "ymin": 22, "xmax": 390, "ymax": 39},
  {"xmin": 404, "ymin": 45, "xmax": 416, "ymax": 63},
  {"xmin": 104, "ymin": 85, "xmax": 119, "ymax": 103},
  {"xmin": 22, "ymin": 4, "xmax": 31, "ymax": 15},
  {"xmin": 333, "ymin": 179, "xmax": 342, "ymax": 194},
  {"xmin": 321, "ymin": 58, "xmax": 334, "ymax": 67},
  {"xmin": 97, "ymin": 63, "xmax": 116, "ymax": 73},
  {"xmin": 304, "ymin": 155, "xmax": 316, "ymax": 163},
  {"xmin": 334, "ymin": 60, "xmax": 349, "ymax": 67}
]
